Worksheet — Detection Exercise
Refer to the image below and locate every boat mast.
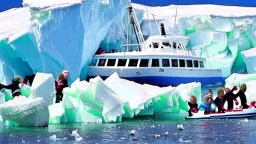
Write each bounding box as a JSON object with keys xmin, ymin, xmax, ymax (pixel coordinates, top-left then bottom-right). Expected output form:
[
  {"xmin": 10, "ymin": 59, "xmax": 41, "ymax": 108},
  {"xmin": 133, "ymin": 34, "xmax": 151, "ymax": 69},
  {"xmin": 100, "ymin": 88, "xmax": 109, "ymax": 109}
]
[{"xmin": 127, "ymin": 6, "xmax": 145, "ymax": 51}]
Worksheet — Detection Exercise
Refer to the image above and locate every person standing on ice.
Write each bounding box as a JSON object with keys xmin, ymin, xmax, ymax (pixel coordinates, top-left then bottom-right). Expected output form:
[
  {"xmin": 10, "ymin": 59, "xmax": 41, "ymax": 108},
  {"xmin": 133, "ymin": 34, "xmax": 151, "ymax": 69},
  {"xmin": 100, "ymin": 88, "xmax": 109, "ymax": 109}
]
[
  {"xmin": 55, "ymin": 70, "xmax": 69, "ymax": 103},
  {"xmin": 0, "ymin": 76, "xmax": 22, "ymax": 97}
]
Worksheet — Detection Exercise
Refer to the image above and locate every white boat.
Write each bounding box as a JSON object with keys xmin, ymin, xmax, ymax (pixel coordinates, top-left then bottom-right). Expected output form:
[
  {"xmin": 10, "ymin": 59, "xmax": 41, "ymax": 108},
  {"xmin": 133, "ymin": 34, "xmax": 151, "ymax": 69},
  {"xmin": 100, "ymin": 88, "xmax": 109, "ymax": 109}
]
[
  {"xmin": 185, "ymin": 108, "xmax": 256, "ymax": 119},
  {"xmin": 87, "ymin": 6, "xmax": 224, "ymax": 86}
]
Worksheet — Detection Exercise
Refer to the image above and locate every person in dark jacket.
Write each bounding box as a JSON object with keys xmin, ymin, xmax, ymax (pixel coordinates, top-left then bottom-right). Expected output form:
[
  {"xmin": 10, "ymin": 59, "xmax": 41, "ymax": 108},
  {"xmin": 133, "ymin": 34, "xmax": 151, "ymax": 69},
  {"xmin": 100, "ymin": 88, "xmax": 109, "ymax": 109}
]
[
  {"xmin": 214, "ymin": 88, "xmax": 226, "ymax": 113},
  {"xmin": 224, "ymin": 86, "xmax": 238, "ymax": 110},
  {"xmin": 188, "ymin": 95, "xmax": 199, "ymax": 116},
  {"xmin": 235, "ymin": 84, "xmax": 249, "ymax": 109},
  {"xmin": 0, "ymin": 76, "xmax": 21, "ymax": 97},
  {"xmin": 55, "ymin": 73, "xmax": 68, "ymax": 103}
]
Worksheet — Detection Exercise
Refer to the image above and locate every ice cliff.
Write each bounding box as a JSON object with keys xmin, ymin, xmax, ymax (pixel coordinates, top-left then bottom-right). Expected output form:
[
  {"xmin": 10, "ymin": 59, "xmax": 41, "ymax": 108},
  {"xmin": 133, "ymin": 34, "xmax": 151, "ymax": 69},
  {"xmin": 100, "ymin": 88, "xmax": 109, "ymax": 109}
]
[
  {"xmin": 0, "ymin": 1, "xmax": 256, "ymax": 83},
  {"xmin": 0, "ymin": 0, "xmax": 128, "ymax": 84}
]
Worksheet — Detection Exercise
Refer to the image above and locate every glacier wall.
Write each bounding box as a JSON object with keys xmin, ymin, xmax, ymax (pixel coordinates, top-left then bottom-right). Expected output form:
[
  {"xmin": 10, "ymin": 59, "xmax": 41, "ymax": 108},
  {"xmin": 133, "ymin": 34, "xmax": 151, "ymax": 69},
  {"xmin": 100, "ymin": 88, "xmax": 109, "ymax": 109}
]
[{"xmin": 0, "ymin": 0, "xmax": 128, "ymax": 84}]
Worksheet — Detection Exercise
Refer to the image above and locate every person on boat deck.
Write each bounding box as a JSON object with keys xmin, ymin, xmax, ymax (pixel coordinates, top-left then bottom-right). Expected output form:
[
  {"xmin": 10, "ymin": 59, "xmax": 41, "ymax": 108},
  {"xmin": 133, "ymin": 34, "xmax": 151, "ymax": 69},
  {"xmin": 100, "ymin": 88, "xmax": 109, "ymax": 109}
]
[
  {"xmin": 188, "ymin": 95, "xmax": 199, "ymax": 116},
  {"xmin": 207, "ymin": 89, "xmax": 213, "ymax": 98},
  {"xmin": 235, "ymin": 84, "xmax": 249, "ymax": 109},
  {"xmin": 55, "ymin": 70, "xmax": 69, "ymax": 103},
  {"xmin": 214, "ymin": 88, "xmax": 226, "ymax": 113},
  {"xmin": 224, "ymin": 86, "xmax": 239, "ymax": 110},
  {"xmin": 198, "ymin": 95, "xmax": 214, "ymax": 114},
  {"xmin": 23, "ymin": 74, "xmax": 36, "ymax": 86},
  {"xmin": 0, "ymin": 76, "xmax": 22, "ymax": 97}
]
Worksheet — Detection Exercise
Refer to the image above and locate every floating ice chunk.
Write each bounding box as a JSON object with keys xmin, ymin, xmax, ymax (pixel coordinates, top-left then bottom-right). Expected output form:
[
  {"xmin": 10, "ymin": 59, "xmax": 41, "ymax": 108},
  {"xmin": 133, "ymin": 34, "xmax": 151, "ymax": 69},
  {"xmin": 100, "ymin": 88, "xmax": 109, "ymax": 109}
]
[
  {"xmin": 154, "ymin": 134, "xmax": 160, "ymax": 138},
  {"xmin": 241, "ymin": 48, "xmax": 256, "ymax": 74},
  {"xmin": 48, "ymin": 103, "xmax": 64, "ymax": 124},
  {"xmin": 30, "ymin": 73, "xmax": 55, "ymax": 106},
  {"xmin": 177, "ymin": 124, "xmax": 184, "ymax": 130},
  {"xmin": 129, "ymin": 130, "xmax": 136, "ymax": 136},
  {"xmin": 70, "ymin": 130, "xmax": 83, "ymax": 141},
  {"xmin": 49, "ymin": 135, "xmax": 59, "ymax": 142},
  {"xmin": 0, "ymin": 96, "xmax": 49, "ymax": 127},
  {"xmin": 79, "ymin": 76, "xmax": 123, "ymax": 122},
  {"xmin": 105, "ymin": 73, "xmax": 151, "ymax": 116}
]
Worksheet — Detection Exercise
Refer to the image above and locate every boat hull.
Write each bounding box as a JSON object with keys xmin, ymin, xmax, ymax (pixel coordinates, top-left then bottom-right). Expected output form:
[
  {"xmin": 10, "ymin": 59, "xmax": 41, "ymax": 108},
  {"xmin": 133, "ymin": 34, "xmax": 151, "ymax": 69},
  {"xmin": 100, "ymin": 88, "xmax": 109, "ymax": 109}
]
[
  {"xmin": 185, "ymin": 109, "xmax": 256, "ymax": 119},
  {"xmin": 87, "ymin": 67, "xmax": 224, "ymax": 86}
]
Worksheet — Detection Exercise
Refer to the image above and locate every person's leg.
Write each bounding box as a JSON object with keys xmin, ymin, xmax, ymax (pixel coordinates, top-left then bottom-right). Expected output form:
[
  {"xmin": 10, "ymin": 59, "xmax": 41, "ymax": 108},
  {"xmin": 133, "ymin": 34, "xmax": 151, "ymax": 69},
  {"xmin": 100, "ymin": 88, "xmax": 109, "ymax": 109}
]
[{"xmin": 55, "ymin": 94, "xmax": 61, "ymax": 103}]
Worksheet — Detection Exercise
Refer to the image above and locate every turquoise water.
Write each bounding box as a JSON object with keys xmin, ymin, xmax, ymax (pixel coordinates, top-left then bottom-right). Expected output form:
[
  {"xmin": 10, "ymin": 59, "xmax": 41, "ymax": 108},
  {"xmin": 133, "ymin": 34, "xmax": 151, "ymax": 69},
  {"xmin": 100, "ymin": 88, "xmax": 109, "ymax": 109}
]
[{"xmin": 1, "ymin": 85, "xmax": 255, "ymax": 143}]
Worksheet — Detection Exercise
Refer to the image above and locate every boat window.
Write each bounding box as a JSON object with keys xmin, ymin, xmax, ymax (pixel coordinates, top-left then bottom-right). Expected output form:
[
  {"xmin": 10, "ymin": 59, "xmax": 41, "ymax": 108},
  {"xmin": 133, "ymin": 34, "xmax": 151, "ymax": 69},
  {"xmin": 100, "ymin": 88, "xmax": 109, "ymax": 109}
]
[
  {"xmin": 117, "ymin": 59, "xmax": 127, "ymax": 67},
  {"xmin": 193, "ymin": 60, "xmax": 199, "ymax": 68},
  {"xmin": 149, "ymin": 44, "xmax": 152, "ymax": 48},
  {"xmin": 162, "ymin": 59, "xmax": 170, "ymax": 67},
  {"xmin": 107, "ymin": 59, "xmax": 116, "ymax": 66},
  {"xmin": 186, "ymin": 60, "xmax": 193, "ymax": 67},
  {"xmin": 128, "ymin": 59, "xmax": 139, "ymax": 67},
  {"xmin": 163, "ymin": 42, "xmax": 169, "ymax": 47},
  {"xmin": 171, "ymin": 59, "xmax": 178, "ymax": 67},
  {"xmin": 90, "ymin": 59, "xmax": 97, "ymax": 66},
  {"xmin": 152, "ymin": 59, "xmax": 159, "ymax": 67},
  {"xmin": 200, "ymin": 61, "xmax": 204, "ymax": 68},
  {"xmin": 179, "ymin": 59, "xmax": 185, "ymax": 67},
  {"xmin": 153, "ymin": 42, "xmax": 159, "ymax": 48},
  {"xmin": 139, "ymin": 59, "xmax": 149, "ymax": 67},
  {"xmin": 98, "ymin": 59, "xmax": 106, "ymax": 67}
]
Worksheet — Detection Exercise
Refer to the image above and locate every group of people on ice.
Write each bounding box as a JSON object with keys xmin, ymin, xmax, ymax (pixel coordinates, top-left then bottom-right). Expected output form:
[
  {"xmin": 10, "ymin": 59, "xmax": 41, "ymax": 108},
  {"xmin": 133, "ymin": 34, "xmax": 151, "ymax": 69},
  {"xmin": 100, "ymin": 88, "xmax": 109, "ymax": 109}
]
[
  {"xmin": 0, "ymin": 70, "xmax": 69, "ymax": 103},
  {"xmin": 188, "ymin": 84, "xmax": 251, "ymax": 116}
]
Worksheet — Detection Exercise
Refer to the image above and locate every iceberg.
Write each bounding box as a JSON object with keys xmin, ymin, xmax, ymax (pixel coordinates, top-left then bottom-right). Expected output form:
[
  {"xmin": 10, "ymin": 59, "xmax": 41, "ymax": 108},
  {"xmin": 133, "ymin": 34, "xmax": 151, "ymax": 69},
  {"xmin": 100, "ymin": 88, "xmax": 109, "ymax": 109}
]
[
  {"xmin": 241, "ymin": 48, "xmax": 256, "ymax": 74},
  {"xmin": 0, "ymin": 96, "xmax": 49, "ymax": 127}
]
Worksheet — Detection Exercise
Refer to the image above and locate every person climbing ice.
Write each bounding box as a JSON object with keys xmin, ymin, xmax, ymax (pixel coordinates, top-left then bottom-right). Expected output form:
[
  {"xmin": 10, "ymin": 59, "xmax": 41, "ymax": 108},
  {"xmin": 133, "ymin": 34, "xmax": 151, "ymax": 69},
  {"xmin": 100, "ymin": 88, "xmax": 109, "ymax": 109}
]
[
  {"xmin": 0, "ymin": 76, "xmax": 22, "ymax": 98},
  {"xmin": 55, "ymin": 70, "xmax": 69, "ymax": 103}
]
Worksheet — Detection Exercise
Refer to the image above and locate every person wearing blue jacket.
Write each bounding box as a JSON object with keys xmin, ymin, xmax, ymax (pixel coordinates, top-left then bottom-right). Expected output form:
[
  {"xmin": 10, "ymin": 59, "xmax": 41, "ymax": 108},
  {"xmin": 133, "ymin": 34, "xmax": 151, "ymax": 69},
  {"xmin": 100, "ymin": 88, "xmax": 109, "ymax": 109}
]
[{"xmin": 198, "ymin": 95, "xmax": 214, "ymax": 114}]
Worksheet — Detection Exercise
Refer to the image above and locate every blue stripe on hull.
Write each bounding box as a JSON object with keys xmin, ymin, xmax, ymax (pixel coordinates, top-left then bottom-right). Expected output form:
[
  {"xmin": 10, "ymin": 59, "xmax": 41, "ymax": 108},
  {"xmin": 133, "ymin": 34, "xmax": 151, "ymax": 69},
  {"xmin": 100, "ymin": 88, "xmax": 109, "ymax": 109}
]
[{"xmin": 87, "ymin": 76, "xmax": 225, "ymax": 87}]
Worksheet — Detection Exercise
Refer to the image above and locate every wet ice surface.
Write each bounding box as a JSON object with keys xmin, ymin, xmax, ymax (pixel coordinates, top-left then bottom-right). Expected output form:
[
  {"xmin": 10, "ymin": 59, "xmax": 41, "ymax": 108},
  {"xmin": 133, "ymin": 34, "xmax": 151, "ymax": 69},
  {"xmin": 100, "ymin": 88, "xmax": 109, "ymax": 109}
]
[{"xmin": 0, "ymin": 115, "xmax": 256, "ymax": 144}]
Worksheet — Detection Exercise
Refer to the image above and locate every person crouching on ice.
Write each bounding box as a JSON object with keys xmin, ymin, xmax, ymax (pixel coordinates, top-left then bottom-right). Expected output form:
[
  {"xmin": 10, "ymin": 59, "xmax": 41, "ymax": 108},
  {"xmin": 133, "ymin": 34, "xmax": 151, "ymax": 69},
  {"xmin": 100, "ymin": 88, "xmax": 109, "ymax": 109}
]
[
  {"xmin": 198, "ymin": 95, "xmax": 214, "ymax": 114},
  {"xmin": 214, "ymin": 88, "xmax": 227, "ymax": 113},
  {"xmin": 235, "ymin": 84, "xmax": 249, "ymax": 109},
  {"xmin": 0, "ymin": 76, "xmax": 21, "ymax": 98},
  {"xmin": 55, "ymin": 73, "xmax": 68, "ymax": 103},
  {"xmin": 224, "ymin": 86, "xmax": 238, "ymax": 111},
  {"xmin": 188, "ymin": 95, "xmax": 199, "ymax": 116}
]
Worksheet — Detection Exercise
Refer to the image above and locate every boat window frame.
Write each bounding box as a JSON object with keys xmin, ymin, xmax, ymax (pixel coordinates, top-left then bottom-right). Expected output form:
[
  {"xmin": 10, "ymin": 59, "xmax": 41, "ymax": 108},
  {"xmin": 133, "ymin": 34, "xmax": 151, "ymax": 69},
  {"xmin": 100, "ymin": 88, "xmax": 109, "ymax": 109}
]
[
  {"xmin": 200, "ymin": 61, "xmax": 204, "ymax": 68},
  {"xmin": 171, "ymin": 59, "xmax": 178, "ymax": 67},
  {"xmin": 90, "ymin": 59, "xmax": 98, "ymax": 66},
  {"xmin": 162, "ymin": 59, "xmax": 170, "ymax": 67},
  {"xmin": 98, "ymin": 59, "xmax": 106, "ymax": 67},
  {"xmin": 151, "ymin": 59, "xmax": 160, "ymax": 67},
  {"xmin": 107, "ymin": 59, "xmax": 116, "ymax": 67},
  {"xmin": 179, "ymin": 59, "xmax": 186, "ymax": 67},
  {"xmin": 139, "ymin": 59, "xmax": 149, "ymax": 67},
  {"xmin": 117, "ymin": 59, "xmax": 127, "ymax": 67},
  {"xmin": 193, "ymin": 60, "xmax": 199, "ymax": 68},
  {"xmin": 186, "ymin": 60, "xmax": 193, "ymax": 68},
  {"xmin": 128, "ymin": 59, "xmax": 139, "ymax": 67}
]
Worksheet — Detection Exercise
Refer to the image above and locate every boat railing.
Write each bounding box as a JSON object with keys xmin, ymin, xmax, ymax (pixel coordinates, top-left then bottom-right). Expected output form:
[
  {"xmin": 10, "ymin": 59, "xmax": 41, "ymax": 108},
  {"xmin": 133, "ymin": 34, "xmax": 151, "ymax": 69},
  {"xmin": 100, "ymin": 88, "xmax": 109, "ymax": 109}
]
[{"xmin": 120, "ymin": 44, "xmax": 142, "ymax": 52}]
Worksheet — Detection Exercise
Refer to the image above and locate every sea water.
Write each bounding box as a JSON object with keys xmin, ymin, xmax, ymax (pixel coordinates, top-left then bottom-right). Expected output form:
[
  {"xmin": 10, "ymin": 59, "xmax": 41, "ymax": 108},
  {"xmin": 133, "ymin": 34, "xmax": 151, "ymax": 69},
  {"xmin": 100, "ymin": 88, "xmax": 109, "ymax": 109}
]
[{"xmin": 0, "ymin": 86, "xmax": 255, "ymax": 144}]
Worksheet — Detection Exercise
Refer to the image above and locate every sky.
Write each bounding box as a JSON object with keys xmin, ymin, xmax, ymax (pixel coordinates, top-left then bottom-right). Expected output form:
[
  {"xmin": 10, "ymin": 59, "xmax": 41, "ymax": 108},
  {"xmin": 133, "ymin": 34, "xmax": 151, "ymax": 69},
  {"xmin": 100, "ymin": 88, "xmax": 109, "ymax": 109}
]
[{"xmin": 0, "ymin": 0, "xmax": 256, "ymax": 12}]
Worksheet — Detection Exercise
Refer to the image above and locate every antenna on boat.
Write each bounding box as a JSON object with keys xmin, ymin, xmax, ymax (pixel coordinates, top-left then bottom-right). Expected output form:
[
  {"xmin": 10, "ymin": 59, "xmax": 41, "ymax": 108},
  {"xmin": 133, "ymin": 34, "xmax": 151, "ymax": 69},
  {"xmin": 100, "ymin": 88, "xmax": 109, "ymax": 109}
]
[{"xmin": 127, "ymin": 6, "xmax": 145, "ymax": 51}]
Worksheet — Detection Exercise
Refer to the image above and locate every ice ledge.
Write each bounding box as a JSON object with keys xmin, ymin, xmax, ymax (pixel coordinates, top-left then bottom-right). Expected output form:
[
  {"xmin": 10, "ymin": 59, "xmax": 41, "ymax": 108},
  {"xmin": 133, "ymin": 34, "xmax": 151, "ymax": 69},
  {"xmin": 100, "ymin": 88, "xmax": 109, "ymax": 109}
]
[
  {"xmin": 22, "ymin": 0, "xmax": 84, "ymax": 10},
  {"xmin": 132, "ymin": 3, "xmax": 256, "ymax": 18}
]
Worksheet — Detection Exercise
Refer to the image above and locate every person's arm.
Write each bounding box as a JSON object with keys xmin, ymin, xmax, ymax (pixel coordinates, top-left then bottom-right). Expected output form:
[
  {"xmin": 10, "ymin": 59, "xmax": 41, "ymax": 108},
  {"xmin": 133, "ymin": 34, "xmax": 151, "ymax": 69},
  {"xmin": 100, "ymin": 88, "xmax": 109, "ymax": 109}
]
[
  {"xmin": 198, "ymin": 103, "xmax": 202, "ymax": 110},
  {"xmin": 3, "ymin": 84, "xmax": 13, "ymax": 89},
  {"xmin": 188, "ymin": 102, "xmax": 192, "ymax": 107}
]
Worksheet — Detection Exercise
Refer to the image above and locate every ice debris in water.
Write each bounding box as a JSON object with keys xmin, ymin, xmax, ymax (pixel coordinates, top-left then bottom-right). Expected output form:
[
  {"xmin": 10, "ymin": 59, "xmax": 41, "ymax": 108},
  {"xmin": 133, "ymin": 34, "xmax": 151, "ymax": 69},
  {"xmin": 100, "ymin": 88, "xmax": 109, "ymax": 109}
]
[
  {"xmin": 21, "ymin": 140, "xmax": 25, "ymax": 143},
  {"xmin": 241, "ymin": 118, "xmax": 249, "ymax": 122},
  {"xmin": 70, "ymin": 130, "xmax": 83, "ymax": 142},
  {"xmin": 49, "ymin": 135, "xmax": 60, "ymax": 142},
  {"xmin": 177, "ymin": 124, "xmax": 184, "ymax": 130},
  {"xmin": 129, "ymin": 130, "xmax": 136, "ymax": 136},
  {"xmin": 164, "ymin": 131, "xmax": 169, "ymax": 136},
  {"xmin": 151, "ymin": 125, "xmax": 155, "ymax": 128},
  {"xmin": 154, "ymin": 134, "xmax": 160, "ymax": 138},
  {"xmin": 178, "ymin": 138, "xmax": 192, "ymax": 143}
]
